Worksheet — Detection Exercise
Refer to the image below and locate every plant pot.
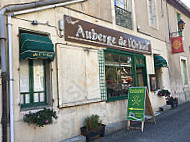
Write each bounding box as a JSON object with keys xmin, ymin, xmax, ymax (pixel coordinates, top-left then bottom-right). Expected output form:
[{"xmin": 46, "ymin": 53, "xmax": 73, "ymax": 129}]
[
  {"xmin": 80, "ymin": 124, "xmax": 106, "ymax": 142},
  {"xmin": 166, "ymin": 100, "xmax": 178, "ymax": 108}
]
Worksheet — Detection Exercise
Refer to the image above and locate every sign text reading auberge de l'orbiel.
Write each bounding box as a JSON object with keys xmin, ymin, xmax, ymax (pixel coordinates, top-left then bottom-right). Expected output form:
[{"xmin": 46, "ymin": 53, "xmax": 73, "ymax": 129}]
[
  {"xmin": 75, "ymin": 25, "xmax": 149, "ymax": 51},
  {"xmin": 64, "ymin": 15, "xmax": 151, "ymax": 55}
]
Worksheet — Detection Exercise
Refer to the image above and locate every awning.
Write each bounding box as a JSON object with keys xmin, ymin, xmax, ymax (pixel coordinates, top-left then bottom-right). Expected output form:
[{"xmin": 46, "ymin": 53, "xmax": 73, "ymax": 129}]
[
  {"xmin": 154, "ymin": 55, "xmax": 168, "ymax": 68},
  {"xmin": 20, "ymin": 33, "xmax": 55, "ymax": 60}
]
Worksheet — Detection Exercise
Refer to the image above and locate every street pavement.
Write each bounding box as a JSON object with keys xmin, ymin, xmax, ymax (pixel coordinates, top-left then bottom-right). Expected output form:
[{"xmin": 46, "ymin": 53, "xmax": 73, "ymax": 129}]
[{"xmin": 94, "ymin": 102, "xmax": 190, "ymax": 142}]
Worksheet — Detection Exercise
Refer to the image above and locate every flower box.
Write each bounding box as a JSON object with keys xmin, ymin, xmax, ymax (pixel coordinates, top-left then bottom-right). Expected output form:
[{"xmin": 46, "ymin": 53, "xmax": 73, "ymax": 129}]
[
  {"xmin": 80, "ymin": 124, "xmax": 106, "ymax": 142},
  {"xmin": 166, "ymin": 100, "xmax": 178, "ymax": 108}
]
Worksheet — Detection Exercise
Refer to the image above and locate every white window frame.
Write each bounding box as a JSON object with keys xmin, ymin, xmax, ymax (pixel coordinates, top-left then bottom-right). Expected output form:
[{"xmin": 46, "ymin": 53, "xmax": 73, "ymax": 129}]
[
  {"xmin": 180, "ymin": 56, "xmax": 189, "ymax": 87},
  {"xmin": 147, "ymin": 0, "xmax": 159, "ymax": 29},
  {"xmin": 115, "ymin": 0, "xmax": 132, "ymax": 11},
  {"xmin": 113, "ymin": 0, "xmax": 135, "ymax": 30}
]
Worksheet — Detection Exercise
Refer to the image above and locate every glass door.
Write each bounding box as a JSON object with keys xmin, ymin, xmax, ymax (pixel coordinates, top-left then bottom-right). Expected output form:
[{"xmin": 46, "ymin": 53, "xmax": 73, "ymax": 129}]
[
  {"xmin": 135, "ymin": 56, "xmax": 147, "ymax": 88},
  {"xmin": 136, "ymin": 67, "xmax": 145, "ymax": 87}
]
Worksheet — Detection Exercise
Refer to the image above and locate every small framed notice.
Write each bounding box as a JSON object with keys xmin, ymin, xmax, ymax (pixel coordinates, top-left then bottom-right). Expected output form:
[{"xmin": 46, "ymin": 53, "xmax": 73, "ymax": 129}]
[{"xmin": 149, "ymin": 74, "xmax": 157, "ymax": 91}]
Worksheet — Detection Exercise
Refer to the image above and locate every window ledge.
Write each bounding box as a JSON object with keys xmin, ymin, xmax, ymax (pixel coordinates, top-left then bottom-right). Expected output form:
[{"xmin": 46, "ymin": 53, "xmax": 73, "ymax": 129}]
[
  {"xmin": 21, "ymin": 105, "xmax": 51, "ymax": 112},
  {"xmin": 149, "ymin": 24, "xmax": 159, "ymax": 30},
  {"xmin": 59, "ymin": 98, "xmax": 105, "ymax": 108}
]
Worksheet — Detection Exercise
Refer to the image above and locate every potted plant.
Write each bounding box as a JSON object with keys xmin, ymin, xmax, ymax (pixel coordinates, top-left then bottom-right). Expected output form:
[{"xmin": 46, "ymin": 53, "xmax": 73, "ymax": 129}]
[
  {"xmin": 166, "ymin": 96, "xmax": 178, "ymax": 108},
  {"xmin": 157, "ymin": 89, "xmax": 170, "ymax": 97},
  {"xmin": 23, "ymin": 108, "xmax": 58, "ymax": 127},
  {"xmin": 80, "ymin": 114, "xmax": 106, "ymax": 142}
]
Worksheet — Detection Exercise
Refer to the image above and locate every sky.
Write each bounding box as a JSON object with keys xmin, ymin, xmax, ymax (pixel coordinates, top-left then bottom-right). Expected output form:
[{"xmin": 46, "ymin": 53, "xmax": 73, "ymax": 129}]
[{"xmin": 180, "ymin": 0, "xmax": 190, "ymax": 8}]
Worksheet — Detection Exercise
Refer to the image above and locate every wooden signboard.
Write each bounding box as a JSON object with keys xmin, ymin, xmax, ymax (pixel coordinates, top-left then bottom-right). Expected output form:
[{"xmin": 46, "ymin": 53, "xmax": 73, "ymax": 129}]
[{"xmin": 127, "ymin": 87, "xmax": 155, "ymax": 132}]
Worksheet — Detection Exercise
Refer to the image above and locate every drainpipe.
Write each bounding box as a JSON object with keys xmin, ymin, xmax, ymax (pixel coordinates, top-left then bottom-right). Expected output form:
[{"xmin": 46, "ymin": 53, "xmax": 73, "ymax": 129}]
[
  {"xmin": 7, "ymin": 15, "xmax": 14, "ymax": 142},
  {"xmin": 0, "ymin": 8, "xmax": 8, "ymax": 142},
  {"xmin": 0, "ymin": 0, "xmax": 87, "ymax": 142}
]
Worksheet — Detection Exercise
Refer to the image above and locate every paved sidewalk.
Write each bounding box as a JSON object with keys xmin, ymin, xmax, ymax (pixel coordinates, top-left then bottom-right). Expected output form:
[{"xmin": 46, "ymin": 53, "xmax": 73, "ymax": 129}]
[{"xmin": 94, "ymin": 102, "xmax": 190, "ymax": 142}]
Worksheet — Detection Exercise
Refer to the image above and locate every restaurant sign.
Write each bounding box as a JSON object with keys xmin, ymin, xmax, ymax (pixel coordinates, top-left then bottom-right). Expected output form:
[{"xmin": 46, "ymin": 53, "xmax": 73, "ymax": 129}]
[{"xmin": 64, "ymin": 15, "xmax": 151, "ymax": 54}]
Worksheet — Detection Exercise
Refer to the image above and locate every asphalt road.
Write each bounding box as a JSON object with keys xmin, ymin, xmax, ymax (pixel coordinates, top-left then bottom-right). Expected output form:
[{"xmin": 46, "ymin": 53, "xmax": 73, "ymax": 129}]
[{"xmin": 95, "ymin": 102, "xmax": 190, "ymax": 142}]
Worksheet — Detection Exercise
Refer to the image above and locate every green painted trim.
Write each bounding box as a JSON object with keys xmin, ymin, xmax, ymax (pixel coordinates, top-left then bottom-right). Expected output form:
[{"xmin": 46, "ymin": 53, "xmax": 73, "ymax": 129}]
[
  {"xmin": 105, "ymin": 48, "xmax": 143, "ymax": 57},
  {"xmin": 177, "ymin": 13, "xmax": 183, "ymax": 36},
  {"xmin": 143, "ymin": 56, "xmax": 148, "ymax": 90},
  {"xmin": 21, "ymin": 102, "xmax": 47, "ymax": 109},
  {"xmin": 21, "ymin": 59, "xmax": 47, "ymax": 109},
  {"xmin": 107, "ymin": 95, "xmax": 128, "ymax": 102},
  {"xmin": 44, "ymin": 60, "xmax": 47, "ymax": 103},
  {"xmin": 29, "ymin": 60, "xmax": 33, "ymax": 104},
  {"xmin": 107, "ymin": 96, "xmax": 128, "ymax": 102},
  {"xmin": 98, "ymin": 50, "xmax": 107, "ymax": 100},
  {"xmin": 104, "ymin": 49, "xmax": 147, "ymax": 101},
  {"xmin": 132, "ymin": 56, "xmax": 137, "ymax": 87}
]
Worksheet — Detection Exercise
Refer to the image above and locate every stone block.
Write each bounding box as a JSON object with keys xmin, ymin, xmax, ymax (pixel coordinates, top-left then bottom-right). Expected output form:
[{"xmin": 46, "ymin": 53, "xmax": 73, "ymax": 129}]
[{"xmin": 159, "ymin": 105, "xmax": 172, "ymax": 111}]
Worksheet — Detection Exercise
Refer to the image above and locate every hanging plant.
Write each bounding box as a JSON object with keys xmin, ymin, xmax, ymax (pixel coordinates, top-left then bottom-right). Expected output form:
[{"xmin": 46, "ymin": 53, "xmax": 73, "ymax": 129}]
[{"xmin": 23, "ymin": 108, "xmax": 58, "ymax": 127}]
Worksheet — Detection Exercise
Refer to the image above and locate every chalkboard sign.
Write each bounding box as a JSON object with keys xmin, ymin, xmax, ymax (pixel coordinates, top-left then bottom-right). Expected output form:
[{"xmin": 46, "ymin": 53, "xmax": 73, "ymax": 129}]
[{"xmin": 127, "ymin": 87, "xmax": 146, "ymax": 121}]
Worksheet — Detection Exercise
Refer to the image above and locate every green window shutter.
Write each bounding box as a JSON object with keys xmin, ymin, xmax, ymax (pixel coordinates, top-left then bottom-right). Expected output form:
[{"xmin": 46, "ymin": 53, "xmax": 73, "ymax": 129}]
[
  {"xmin": 98, "ymin": 50, "xmax": 107, "ymax": 100},
  {"xmin": 177, "ymin": 13, "xmax": 182, "ymax": 36}
]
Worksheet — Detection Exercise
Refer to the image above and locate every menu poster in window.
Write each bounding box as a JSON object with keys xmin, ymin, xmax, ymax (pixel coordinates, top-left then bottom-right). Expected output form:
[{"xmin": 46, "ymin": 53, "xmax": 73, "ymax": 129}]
[{"xmin": 149, "ymin": 74, "xmax": 157, "ymax": 91}]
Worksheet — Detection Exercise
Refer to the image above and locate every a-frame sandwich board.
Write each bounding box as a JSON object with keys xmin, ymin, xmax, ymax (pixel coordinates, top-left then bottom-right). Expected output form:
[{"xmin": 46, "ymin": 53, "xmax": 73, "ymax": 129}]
[{"xmin": 127, "ymin": 87, "xmax": 155, "ymax": 132}]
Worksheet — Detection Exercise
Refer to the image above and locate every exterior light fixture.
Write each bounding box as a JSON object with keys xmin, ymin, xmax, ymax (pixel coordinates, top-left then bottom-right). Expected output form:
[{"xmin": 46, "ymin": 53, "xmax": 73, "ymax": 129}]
[
  {"xmin": 178, "ymin": 19, "xmax": 185, "ymax": 31},
  {"xmin": 170, "ymin": 19, "xmax": 185, "ymax": 37}
]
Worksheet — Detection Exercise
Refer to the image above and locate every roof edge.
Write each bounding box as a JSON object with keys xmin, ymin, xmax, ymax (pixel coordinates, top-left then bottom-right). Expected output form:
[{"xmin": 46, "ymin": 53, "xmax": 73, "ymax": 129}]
[{"xmin": 166, "ymin": 0, "xmax": 190, "ymax": 18}]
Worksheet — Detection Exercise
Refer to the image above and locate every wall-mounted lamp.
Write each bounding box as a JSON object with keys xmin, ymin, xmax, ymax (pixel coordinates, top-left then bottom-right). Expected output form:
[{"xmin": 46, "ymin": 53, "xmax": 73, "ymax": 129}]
[
  {"xmin": 178, "ymin": 19, "xmax": 185, "ymax": 32},
  {"xmin": 170, "ymin": 19, "xmax": 185, "ymax": 37}
]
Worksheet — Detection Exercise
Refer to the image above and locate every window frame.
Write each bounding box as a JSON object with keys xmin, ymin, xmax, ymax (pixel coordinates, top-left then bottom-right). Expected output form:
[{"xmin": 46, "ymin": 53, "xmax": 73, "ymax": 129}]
[
  {"xmin": 177, "ymin": 13, "xmax": 183, "ymax": 37},
  {"xmin": 147, "ymin": 0, "xmax": 159, "ymax": 29},
  {"xmin": 114, "ymin": 0, "xmax": 133, "ymax": 30},
  {"xmin": 180, "ymin": 56, "xmax": 189, "ymax": 87},
  {"xmin": 19, "ymin": 30, "xmax": 53, "ymax": 109},
  {"xmin": 20, "ymin": 59, "xmax": 47, "ymax": 109},
  {"xmin": 104, "ymin": 49, "xmax": 147, "ymax": 102}
]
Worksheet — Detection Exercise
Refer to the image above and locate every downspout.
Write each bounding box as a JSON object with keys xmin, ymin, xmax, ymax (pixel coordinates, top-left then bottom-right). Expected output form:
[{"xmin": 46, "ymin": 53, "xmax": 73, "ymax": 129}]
[
  {"xmin": 166, "ymin": 1, "xmax": 173, "ymax": 93},
  {"xmin": 0, "ymin": 0, "xmax": 87, "ymax": 142},
  {"xmin": 0, "ymin": 8, "xmax": 8, "ymax": 142},
  {"xmin": 7, "ymin": 15, "xmax": 14, "ymax": 142}
]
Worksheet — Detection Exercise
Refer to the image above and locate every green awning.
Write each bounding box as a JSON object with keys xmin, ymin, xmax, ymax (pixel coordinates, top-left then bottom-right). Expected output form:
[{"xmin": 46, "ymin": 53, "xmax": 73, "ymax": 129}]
[
  {"xmin": 154, "ymin": 55, "xmax": 168, "ymax": 68},
  {"xmin": 20, "ymin": 33, "xmax": 55, "ymax": 60}
]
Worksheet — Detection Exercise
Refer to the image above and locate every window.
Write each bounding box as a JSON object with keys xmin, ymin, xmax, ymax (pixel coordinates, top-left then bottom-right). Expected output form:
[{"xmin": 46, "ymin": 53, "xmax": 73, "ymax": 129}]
[
  {"xmin": 20, "ymin": 59, "xmax": 48, "ymax": 108},
  {"xmin": 181, "ymin": 59, "xmax": 188, "ymax": 85},
  {"xmin": 153, "ymin": 54, "xmax": 168, "ymax": 90},
  {"xmin": 105, "ymin": 53, "xmax": 133, "ymax": 99},
  {"xmin": 148, "ymin": 0, "xmax": 158, "ymax": 28},
  {"xmin": 155, "ymin": 68, "xmax": 161, "ymax": 89},
  {"xmin": 115, "ymin": 0, "xmax": 132, "ymax": 29},
  {"xmin": 19, "ymin": 32, "xmax": 54, "ymax": 109},
  {"xmin": 104, "ymin": 50, "xmax": 147, "ymax": 101}
]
